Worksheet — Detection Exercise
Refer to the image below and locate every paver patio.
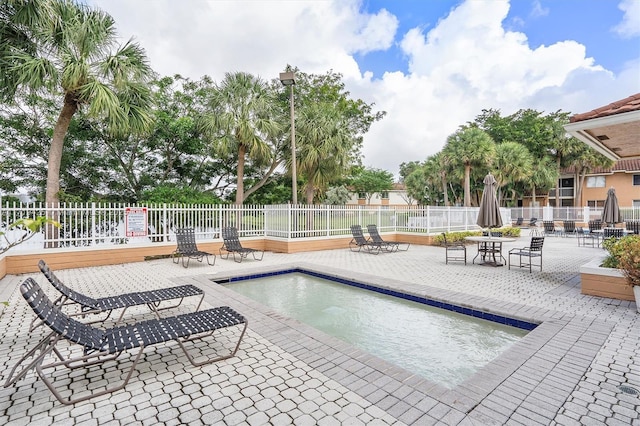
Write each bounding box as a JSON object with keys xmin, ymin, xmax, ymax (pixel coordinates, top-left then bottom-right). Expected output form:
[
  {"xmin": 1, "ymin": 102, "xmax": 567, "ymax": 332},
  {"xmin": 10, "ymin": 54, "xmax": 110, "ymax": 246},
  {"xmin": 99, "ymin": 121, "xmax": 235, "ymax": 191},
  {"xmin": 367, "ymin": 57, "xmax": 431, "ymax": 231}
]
[{"xmin": 0, "ymin": 230, "xmax": 638, "ymax": 425}]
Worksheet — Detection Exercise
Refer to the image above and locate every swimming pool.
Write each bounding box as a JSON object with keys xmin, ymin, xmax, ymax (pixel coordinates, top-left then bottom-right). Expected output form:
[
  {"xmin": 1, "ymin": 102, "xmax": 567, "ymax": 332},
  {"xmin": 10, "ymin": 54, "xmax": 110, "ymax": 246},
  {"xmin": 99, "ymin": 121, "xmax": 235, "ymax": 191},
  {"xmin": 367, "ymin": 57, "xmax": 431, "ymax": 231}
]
[{"xmin": 218, "ymin": 270, "xmax": 534, "ymax": 388}]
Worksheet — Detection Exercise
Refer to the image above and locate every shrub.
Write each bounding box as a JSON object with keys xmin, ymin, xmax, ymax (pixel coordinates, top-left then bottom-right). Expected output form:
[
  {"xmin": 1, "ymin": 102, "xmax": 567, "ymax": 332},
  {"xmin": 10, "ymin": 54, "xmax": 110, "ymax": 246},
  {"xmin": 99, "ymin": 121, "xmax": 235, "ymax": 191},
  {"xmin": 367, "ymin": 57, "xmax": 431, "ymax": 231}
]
[{"xmin": 602, "ymin": 235, "xmax": 640, "ymax": 286}]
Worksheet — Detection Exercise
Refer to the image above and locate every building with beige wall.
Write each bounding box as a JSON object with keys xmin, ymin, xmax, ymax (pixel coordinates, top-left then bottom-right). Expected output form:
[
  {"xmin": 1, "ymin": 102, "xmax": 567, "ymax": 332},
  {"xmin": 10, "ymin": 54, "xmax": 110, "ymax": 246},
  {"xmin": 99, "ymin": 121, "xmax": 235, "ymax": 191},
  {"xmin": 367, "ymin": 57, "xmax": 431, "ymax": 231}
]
[{"xmin": 551, "ymin": 160, "xmax": 640, "ymax": 208}]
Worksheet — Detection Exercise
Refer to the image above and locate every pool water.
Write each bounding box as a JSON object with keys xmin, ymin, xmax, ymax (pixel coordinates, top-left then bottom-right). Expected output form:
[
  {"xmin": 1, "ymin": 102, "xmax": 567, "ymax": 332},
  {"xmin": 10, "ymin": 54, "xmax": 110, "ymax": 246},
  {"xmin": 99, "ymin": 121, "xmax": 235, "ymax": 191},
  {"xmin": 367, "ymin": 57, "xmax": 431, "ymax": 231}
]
[{"xmin": 223, "ymin": 272, "xmax": 528, "ymax": 388}]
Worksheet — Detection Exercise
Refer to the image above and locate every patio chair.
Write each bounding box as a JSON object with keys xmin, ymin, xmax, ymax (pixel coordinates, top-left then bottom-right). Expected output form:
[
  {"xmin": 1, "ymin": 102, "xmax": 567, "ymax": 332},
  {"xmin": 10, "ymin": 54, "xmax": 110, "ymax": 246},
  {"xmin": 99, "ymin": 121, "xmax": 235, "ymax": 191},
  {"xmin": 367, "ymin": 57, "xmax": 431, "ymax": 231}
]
[
  {"xmin": 542, "ymin": 221, "xmax": 558, "ymax": 236},
  {"xmin": 4, "ymin": 278, "xmax": 247, "ymax": 405},
  {"xmin": 172, "ymin": 228, "xmax": 216, "ymax": 268},
  {"xmin": 442, "ymin": 233, "xmax": 466, "ymax": 264},
  {"xmin": 626, "ymin": 221, "xmax": 640, "ymax": 235},
  {"xmin": 38, "ymin": 260, "xmax": 204, "ymax": 325},
  {"xmin": 508, "ymin": 236, "xmax": 545, "ymax": 273},
  {"xmin": 366, "ymin": 224, "xmax": 410, "ymax": 252},
  {"xmin": 219, "ymin": 227, "xmax": 264, "ymax": 263},
  {"xmin": 603, "ymin": 227, "xmax": 624, "ymax": 240},
  {"xmin": 349, "ymin": 225, "xmax": 382, "ymax": 254},
  {"xmin": 512, "ymin": 217, "xmax": 524, "ymax": 227},
  {"xmin": 588, "ymin": 220, "xmax": 602, "ymax": 233},
  {"xmin": 528, "ymin": 217, "xmax": 538, "ymax": 228},
  {"xmin": 577, "ymin": 227, "xmax": 598, "ymax": 247},
  {"xmin": 562, "ymin": 220, "xmax": 577, "ymax": 237}
]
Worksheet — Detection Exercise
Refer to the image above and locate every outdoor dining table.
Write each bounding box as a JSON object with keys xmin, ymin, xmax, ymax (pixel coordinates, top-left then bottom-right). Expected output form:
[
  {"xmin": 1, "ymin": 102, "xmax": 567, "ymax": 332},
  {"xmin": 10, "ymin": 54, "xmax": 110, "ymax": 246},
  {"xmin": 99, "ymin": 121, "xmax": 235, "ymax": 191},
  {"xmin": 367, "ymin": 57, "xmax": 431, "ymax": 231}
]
[{"xmin": 464, "ymin": 235, "xmax": 517, "ymax": 267}]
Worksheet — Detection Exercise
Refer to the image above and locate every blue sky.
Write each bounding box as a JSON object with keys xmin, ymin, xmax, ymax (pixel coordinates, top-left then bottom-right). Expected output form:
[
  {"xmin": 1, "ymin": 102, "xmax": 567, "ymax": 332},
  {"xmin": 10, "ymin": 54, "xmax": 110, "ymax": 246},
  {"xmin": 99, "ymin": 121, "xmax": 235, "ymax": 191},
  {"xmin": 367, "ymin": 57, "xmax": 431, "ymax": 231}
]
[
  {"xmin": 357, "ymin": 0, "xmax": 638, "ymax": 77},
  {"xmin": 91, "ymin": 0, "xmax": 639, "ymax": 176}
]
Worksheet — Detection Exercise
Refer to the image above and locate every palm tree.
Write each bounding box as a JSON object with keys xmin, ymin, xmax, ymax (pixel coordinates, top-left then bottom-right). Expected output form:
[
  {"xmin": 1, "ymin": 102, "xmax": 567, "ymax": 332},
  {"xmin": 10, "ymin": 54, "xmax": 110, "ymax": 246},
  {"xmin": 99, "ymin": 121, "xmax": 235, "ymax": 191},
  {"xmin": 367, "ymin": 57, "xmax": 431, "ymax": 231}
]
[
  {"xmin": 200, "ymin": 72, "xmax": 280, "ymax": 204},
  {"xmin": 1, "ymin": 0, "xmax": 154, "ymax": 207},
  {"xmin": 295, "ymin": 102, "xmax": 351, "ymax": 204},
  {"xmin": 442, "ymin": 127, "xmax": 496, "ymax": 206},
  {"xmin": 492, "ymin": 142, "xmax": 533, "ymax": 205},
  {"xmin": 526, "ymin": 157, "xmax": 557, "ymax": 207}
]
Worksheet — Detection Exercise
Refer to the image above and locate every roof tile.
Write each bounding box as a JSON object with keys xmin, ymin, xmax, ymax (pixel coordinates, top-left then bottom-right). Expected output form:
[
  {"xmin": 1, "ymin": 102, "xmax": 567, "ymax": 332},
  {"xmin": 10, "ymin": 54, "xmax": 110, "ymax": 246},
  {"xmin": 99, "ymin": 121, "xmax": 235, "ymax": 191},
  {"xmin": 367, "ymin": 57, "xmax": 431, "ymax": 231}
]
[
  {"xmin": 562, "ymin": 158, "xmax": 640, "ymax": 174},
  {"xmin": 570, "ymin": 93, "xmax": 640, "ymax": 123}
]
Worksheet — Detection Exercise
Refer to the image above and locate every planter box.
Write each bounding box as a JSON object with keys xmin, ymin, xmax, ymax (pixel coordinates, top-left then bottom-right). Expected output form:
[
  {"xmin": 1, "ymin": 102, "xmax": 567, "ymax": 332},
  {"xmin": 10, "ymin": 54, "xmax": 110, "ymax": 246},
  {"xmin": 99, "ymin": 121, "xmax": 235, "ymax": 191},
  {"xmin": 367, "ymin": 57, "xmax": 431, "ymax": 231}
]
[{"xmin": 580, "ymin": 256, "xmax": 634, "ymax": 301}]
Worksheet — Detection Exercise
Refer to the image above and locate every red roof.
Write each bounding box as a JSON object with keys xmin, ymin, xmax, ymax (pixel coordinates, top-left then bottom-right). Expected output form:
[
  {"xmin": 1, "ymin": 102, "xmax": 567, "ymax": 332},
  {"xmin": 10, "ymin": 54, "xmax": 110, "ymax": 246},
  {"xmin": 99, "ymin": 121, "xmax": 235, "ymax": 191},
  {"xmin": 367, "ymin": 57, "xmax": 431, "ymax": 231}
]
[
  {"xmin": 570, "ymin": 93, "xmax": 640, "ymax": 123},
  {"xmin": 562, "ymin": 158, "xmax": 640, "ymax": 175}
]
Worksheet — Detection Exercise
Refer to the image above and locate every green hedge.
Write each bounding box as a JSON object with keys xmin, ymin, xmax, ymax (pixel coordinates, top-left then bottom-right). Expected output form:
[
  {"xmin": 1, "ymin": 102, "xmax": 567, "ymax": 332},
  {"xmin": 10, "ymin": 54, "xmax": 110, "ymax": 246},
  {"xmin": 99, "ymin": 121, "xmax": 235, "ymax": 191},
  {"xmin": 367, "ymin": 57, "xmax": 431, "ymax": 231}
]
[{"xmin": 434, "ymin": 226, "xmax": 521, "ymax": 245}]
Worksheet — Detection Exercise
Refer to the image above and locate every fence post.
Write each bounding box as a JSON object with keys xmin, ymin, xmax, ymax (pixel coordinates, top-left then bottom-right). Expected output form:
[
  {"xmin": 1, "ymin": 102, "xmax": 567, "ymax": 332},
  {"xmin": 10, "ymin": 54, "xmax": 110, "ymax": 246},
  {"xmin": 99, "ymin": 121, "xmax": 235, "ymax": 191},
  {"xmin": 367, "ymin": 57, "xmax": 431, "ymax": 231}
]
[
  {"xmin": 288, "ymin": 203, "xmax": 292, "ymax": 240},
  {"xmin": 326, "ymin": 205, "xmax": 330, "ymax": 237},
  {"xmin": 162, "ymin": 203, "xmax": 167, "ymax": 242},
  {"xmin": 91, "ymin": 202, "xmax": 96, "ymax": 246}
]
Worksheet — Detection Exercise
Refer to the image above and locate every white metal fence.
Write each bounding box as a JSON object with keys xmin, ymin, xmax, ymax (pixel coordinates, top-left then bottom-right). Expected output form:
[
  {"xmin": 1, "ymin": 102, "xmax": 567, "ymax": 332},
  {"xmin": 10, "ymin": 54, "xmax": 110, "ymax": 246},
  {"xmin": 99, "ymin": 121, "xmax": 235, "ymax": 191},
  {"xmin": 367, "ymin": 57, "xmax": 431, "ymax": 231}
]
[{"xmin": 2, "ymin": 201, "xmax": 639, "ymax": 254}]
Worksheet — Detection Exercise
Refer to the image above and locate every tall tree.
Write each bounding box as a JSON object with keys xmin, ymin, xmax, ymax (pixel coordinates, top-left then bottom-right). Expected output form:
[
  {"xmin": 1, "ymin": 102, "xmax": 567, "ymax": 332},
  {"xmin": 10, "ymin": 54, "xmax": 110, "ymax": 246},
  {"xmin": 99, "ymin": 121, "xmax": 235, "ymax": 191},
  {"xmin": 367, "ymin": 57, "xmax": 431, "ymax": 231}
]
[
  {"xmin": 442, "ymin": 127, "xmax": 496, "ymax": 206},
  {"xmin": 349, "ymin": 167, "xmax": 394, "ymax": 204},
  {"xmin": 296, "ymin": 103, "xmax": 352, "ymax": 203},
  {"xmin": 526, "ymin": 157, "xmax": 557, "ymax": 207},
  {"xmin": 1, "ymin": 0, "xmax": 154, "ymax": 207},
  {"xmin": 492, "ymin": 142, "xmax": 533, "ymax": 205},
  {"xmin": 289, "ymin": 69, "xmax": 385, "ymax": 203},
  {"xmin": 200, "ymin": 72, "xmax": 281, "ymax": 204}
]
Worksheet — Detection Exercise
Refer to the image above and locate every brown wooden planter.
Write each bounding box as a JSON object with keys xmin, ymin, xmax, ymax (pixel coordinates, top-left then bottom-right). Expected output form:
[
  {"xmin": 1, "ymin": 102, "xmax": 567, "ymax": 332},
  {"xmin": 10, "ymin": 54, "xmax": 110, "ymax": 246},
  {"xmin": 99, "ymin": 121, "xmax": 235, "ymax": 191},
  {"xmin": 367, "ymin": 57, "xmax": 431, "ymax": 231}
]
[{"xmin": 580, "ymin": 257, "xmax": 635, "ymax": 301}]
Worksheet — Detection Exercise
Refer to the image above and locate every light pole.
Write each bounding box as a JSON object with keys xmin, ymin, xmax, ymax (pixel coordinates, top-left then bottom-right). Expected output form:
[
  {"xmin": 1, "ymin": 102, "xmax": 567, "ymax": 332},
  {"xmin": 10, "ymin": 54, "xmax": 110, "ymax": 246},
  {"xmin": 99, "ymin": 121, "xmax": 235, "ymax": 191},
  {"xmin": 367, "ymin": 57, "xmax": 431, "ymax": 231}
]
[{"xmin": 279, "ymin": 71, "xmax": 297, "ymax": 205}]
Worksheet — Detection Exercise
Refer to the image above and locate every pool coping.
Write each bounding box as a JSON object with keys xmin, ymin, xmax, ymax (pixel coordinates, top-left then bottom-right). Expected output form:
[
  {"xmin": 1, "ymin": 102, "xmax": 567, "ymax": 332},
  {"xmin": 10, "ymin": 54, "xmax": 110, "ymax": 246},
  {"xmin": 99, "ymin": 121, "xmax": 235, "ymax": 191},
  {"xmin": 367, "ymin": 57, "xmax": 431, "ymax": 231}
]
[{"xmin": 187, "ymin": 262, "xmax": 615, "ymax": 424}]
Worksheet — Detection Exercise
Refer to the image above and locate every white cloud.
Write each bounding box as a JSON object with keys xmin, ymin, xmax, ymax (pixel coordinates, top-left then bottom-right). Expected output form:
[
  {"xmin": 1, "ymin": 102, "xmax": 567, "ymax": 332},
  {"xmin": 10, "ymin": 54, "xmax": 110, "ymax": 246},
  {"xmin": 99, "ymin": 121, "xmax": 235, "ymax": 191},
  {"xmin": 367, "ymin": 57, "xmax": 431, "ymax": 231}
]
[
  {"xmin": 92, "ymin": 0, "xmax": 638, "ymax": 177},
  {"xmin": 529, "ymin": 0, "xmax": 549, "ymax": 18},
  {"xmin": 613, "ymin": 0, "xmax": 640, "ymax": 38}
]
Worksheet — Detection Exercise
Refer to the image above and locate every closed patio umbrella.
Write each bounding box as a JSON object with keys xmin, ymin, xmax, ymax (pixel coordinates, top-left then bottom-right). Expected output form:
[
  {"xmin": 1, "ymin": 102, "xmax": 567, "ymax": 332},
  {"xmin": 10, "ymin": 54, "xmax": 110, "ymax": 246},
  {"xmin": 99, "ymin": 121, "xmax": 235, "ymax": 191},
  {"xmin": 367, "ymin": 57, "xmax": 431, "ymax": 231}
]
[
  {"xmin": 602, "ymin": 187, "xmax": 621, "ymax": 226},
  {"xmin": 476, "ymin": 173, "xmax": 503, "ymax": 232}
]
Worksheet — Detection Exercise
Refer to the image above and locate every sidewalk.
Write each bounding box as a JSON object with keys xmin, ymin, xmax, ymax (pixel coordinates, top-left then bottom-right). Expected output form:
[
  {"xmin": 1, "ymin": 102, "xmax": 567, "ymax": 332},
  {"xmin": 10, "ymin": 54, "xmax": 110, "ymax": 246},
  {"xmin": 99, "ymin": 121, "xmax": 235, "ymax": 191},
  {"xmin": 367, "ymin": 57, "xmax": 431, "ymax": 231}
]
[{"xmin": 0, "ymin": 233, "xmax": 638, "ymax": 425}]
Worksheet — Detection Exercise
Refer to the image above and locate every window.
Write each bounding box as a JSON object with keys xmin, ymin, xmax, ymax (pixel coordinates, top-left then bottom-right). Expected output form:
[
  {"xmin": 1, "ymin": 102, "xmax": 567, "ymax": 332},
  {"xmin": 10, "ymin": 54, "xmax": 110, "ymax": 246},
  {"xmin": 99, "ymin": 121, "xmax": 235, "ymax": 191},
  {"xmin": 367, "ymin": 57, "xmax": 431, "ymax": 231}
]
[
  {"xmin": 588, "ymin": 200, "xmax": 605, "ymax": 208},
  {"xmin": 633, "ymin": 175, "xmax": 640, "ymax": 186},
  {"xmin": 560, "ymin": 178, "xmax": 574, "ymax": 188},
  {"xmin": 381, "ymin": 191, "xmax": 389, "ymax": 199},
  {"xmin": 634, "ymin": 200, "xmax": 640, "ymax": 208},
  {"xmin": 586, "ymin": 176, "xmax": 606, "ymax": 188}
]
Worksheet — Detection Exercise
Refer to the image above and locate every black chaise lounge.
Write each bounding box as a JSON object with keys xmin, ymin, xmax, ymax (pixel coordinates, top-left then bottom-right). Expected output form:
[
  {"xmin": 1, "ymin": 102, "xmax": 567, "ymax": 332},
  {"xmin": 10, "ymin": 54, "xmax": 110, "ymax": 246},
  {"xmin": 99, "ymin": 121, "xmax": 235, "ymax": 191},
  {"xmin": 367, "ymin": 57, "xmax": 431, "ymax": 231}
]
[
  {"xmin": 38, "ymin": 260, "xmax": 205, "ymax": 325},
  {"xmin": 219, "ymin": 227, "xmax": 264, "ymax": 263},
  {"xmin": 366, "ymin": 224, "xmax": 410, "ymax": 252},
  {"xmin": 4, "ymin": 278, "xmax": 247, "ymax": 405},
  {"xmin": 349, "ymin": 225, "xmax": 382, "ymax": 254},
  {"xmin": 172, "ymin": 228, "xmax": 216, "ymax": 268}
]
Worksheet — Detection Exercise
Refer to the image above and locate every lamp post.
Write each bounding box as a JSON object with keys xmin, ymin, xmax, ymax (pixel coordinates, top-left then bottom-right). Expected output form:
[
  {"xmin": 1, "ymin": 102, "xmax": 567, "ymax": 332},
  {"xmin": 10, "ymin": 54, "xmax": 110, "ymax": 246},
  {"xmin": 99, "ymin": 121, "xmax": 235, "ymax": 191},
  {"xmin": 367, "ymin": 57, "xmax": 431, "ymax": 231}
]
[{"xmin": 279, "ymin": 71, "xmax": 297, "ymax": 205}]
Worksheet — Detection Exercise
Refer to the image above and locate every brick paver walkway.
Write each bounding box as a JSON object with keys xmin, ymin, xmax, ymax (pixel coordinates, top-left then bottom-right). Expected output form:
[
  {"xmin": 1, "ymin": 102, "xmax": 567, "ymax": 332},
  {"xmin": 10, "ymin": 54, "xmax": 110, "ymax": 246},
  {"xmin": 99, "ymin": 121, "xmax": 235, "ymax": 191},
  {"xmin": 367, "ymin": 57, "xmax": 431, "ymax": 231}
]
[{"xmin": 0, "ymin": 231, "xmax": 638, "ymax": 425}]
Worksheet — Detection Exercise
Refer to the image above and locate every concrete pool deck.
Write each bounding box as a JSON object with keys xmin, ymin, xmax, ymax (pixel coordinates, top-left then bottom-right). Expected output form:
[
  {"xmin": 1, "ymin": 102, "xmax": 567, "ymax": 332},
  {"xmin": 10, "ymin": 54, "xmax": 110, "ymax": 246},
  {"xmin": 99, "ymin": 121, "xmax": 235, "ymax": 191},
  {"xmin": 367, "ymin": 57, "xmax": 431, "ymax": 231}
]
[{"xmin": 0, "ymin": 231, "xmax": 638, "ymax": 425}]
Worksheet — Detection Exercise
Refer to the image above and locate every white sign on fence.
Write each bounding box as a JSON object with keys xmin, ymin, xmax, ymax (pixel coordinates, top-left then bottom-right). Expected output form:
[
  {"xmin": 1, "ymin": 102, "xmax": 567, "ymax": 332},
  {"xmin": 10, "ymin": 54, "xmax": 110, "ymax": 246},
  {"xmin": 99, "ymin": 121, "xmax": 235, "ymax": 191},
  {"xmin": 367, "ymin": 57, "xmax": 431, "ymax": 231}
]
[{"xmin": 125, "ymin": 207, "xmax": 148, "ymax": 237}]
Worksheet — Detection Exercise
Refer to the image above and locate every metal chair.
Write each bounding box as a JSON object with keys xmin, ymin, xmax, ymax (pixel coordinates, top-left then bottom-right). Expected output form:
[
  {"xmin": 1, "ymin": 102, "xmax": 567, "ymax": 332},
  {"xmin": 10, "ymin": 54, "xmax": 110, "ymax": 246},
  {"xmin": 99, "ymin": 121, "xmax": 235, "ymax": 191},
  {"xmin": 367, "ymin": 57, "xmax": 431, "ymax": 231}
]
[
  {"xmin": 442, "ymin": 233, "xmax": 466, "ymax": 264},
  {"xmin": 5, "ymin": 278, "xmax": 247, "ymax": 405},
  {"xmin": 508, "ymin": 237, "xmax": 545, "ymax": 273},
  {"xmin": 603, "ymin": 228, "xmax": 624, "ymax": 240},
  {"xmin": 349, "ymin": 225, "xmax": 382, "ymax": 254},
  {"xmin": 562, "ymin": 220, "xmax": 577, "ymax": 237},
  {"xmin": 542, "ymin": 221, "xmax": 558, "ymax": 236},
  {"xmin": 219, "ymin": 226, "xmax": 264, "ymax": 262},
  {"xmin": 625, "ymin": 221, "xmax": 640, "ymax": 235},
  {"xmin": 173, "ymin": 228, "xmax": 216, "ymax": 268},
  {"xmin": 38, "ymin": 260, "xmax": 205, "ymax": 326},
  {"xmin": 367, "ymin": 224, "xmax": 410, "ymax": 252}
]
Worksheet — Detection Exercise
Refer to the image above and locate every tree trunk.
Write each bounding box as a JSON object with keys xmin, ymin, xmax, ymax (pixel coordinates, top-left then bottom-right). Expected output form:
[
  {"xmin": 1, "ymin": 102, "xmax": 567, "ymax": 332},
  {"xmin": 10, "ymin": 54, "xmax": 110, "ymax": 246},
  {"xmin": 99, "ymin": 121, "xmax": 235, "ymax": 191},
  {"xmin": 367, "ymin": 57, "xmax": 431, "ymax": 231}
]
[
  {"xmin": 235, "ymin": 144, "xmax": 246, "ymax": 204},
  {"xmin": 532, "ymin": 186, "xmax": 537, "ymax": 207},
  {"xmin": 555, "ymin": 156, "xmax": 561, "ymax": 207},
  {"xmin": 441, "ymin": 173, "xmax": 449, "ymax": 206},
  {"xmin": 46, "ymin": 94, "xmax": 78, "ymax": 247},
  {"xmin": 464, "ymin": 164, "xmax": 471, "ymax": 207},
  {"xmin": 305, "ymin": 185, "xmax": 314, "ymax": 205},
  {"xmin": 47, "ymin": 94, "xmax": 78, "ymax": 205}
]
